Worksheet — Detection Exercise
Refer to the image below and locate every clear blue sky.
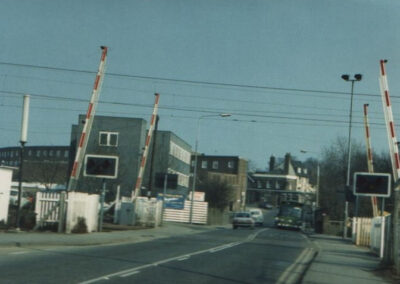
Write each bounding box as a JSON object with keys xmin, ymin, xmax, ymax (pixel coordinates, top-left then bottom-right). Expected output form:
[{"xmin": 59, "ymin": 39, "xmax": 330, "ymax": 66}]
[{"xmin": 1, "ymin": 0, "xmax": 399, "ymax": 169}]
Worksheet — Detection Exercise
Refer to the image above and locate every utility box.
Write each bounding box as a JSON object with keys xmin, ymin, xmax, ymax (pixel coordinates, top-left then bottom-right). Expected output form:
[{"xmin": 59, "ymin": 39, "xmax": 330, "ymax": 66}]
[
  {"xmin": 0, "ymin": 167, "xmax": 13, "ymax": 224},
  {"xmin": 118, "ymin": 202, "xmax": 135, "ymax": 225}
]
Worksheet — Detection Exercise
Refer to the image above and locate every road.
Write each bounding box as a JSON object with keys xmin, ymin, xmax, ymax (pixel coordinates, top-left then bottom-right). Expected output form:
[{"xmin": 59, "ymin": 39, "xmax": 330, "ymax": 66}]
[{"xmin": 1, "ymin": 209, "xmax": 315, "ymax": 284}]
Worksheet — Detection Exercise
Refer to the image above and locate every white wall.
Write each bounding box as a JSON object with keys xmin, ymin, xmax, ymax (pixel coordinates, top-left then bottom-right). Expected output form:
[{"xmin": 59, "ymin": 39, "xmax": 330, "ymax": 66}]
[
  {"xmin": 0, "ymin": 167, "xmax": 13, "ymax": 224},
  {"xmin": 66, "ymin": 192, "xmax": 99, "ymax": 233}
]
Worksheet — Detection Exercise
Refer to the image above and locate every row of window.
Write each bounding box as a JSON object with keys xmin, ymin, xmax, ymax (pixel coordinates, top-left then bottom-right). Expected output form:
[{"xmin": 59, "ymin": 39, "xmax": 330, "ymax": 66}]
[
  {"xmin": 170, "ymin": 142, "xmax": 191, "ymax": 165},
  {"xmin": 168, "ymin": 169, "xmax": 189, "ymax": 187},
  {"xmin": 196, "ymin": 160, "xmax": 235, "ymax": 170},
  {"xmin": 256, "ymin": 180, "xmax": 295, "ymax": 190},
  {"xmin": 0, "ymin": 160, "xmax": 19, "ymax": 167},
  {"xmin": 99, "ymin": 132, "xmax": 118, "ymax": 147},
  {"xmin": 0, "ymin": 149, "xmax": 69, "ymax": 159}
]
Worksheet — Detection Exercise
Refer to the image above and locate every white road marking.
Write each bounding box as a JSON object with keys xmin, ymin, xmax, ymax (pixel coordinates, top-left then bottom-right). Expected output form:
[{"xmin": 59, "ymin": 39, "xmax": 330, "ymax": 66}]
[
  {"xmin": 10, "ymin": 251, "xmax": 29, "ymax": 255},
  {"xmin": 276, "ymin": 247, "xmax": 315, "ymax": 284},
  {"xmin": 120, "ymin": 271, "xmax": 140, "ymax": 278},
  {"xmin": 177, "ymin": 256, "xmax": 190, "ymax": 261},
  {"xmin": 79, "ymin": 228, "xmax": 269, "ymax": 284}
]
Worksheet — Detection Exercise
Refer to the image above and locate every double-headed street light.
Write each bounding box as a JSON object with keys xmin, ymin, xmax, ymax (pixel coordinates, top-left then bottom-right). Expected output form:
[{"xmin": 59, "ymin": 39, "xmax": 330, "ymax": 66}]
[
  {"xmin": 190, "ymin": 113, "xmax": 231, "ymax": 224},
  {"xmin": 341, "ymin": 73, "xmax": 362, "ymax": 238}
]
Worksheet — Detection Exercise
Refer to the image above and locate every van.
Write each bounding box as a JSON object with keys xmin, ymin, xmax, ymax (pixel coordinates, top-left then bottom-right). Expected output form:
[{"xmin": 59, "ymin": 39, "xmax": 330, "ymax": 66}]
[{"xmin": 249, "ymin": 208, "xmax": 264, "ymax": 226}]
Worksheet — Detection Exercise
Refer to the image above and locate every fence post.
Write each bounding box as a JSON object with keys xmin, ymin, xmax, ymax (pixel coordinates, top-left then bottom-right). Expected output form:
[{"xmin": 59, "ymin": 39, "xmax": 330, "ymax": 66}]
[{"xmin": 57, "ymin": 192, "xmax": 66, "ymax": 233}]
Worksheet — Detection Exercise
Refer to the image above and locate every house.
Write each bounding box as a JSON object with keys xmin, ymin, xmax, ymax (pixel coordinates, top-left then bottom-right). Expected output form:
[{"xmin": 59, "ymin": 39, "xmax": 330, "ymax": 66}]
[
  {"xmin": 190, "ymin": 155, "xmax": 248, "ymax": 211},
  {"xmin": 247, "ymin": 153, "xmax": 315, "ymax": 206}
]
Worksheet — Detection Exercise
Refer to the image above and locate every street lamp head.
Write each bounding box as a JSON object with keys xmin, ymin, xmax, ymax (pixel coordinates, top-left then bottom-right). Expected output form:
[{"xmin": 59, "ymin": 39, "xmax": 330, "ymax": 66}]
[
  {"xmin": 219, "ymin": 113, "xmax": 231, "ymax": 117},
  {"xmin": 341, "ymin": 74, "xmax": 350, "ymax": 81},
  {"xmin": 354, "ymin": 74, "xmax": 362, "ymax": 81}
]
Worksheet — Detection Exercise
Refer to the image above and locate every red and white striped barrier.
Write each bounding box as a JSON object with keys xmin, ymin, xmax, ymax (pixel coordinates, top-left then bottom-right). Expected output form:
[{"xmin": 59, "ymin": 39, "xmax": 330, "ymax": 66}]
[
  {"xmin": 379, "ymin": 60, "xmax": 400, "ymax": 185},
  {"xmin": 132, "ymin": 93, "xmax": 160, "ymax": 200},
  {"xmin": 363, "ymin": 104, "xmax": 378, "ymax": 216},
  {"xmin": 68, "ymin": 46, "xmax": 108, "ymax": 191}
]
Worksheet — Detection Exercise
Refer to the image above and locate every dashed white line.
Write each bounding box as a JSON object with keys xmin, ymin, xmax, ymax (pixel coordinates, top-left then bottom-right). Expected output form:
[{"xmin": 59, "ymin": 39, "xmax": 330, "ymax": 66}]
[
  {"xmin": 79, "ymin": 228, "xmax": 269, "ymax": 284},
  {"xmin": 120, "ymin": 271, "xmax": 140, "ymax": 278},
  {"xmin": 9, "ymin": 251, "xmax": 29, "ymax": 255}
]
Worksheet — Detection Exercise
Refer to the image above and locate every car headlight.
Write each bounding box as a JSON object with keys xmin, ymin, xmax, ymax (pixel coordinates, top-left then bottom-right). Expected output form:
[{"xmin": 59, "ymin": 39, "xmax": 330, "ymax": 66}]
[{"xmin": 275, "ymin": 217, "xmax": 279, "ymax": 221}]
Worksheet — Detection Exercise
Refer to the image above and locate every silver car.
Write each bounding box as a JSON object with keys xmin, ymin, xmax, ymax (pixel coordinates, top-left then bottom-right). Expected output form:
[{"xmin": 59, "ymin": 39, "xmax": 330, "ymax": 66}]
[{"xmin": 232, "ymin": 212, "xmax": 255, "ymax": 229}]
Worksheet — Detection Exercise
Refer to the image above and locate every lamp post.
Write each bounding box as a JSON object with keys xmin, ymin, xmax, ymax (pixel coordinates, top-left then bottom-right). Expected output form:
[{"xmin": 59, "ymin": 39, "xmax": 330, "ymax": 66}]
[
  {"xmin": 341, "ymin": 73, "xmax": 362, "ymax": 238},
  {"xmin": 190, "ymin": 113, "xmax": 231, "ymax": 224},
  {"xmin": 16, "ymin": 95, "xmax": 30, "ymax": 229}
]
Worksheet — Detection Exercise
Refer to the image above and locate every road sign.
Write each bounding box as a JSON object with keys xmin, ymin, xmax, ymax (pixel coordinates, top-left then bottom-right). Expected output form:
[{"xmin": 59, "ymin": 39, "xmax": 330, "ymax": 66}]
[
  {"xmin": 353, "ymin": 172, "xmax": 391, "ymax": 198},
  {"xmin": 157, "ymin": 193, "xmax": 185, "ymax": 209},
  {"xmin": 84, "ymin": 154, "xmax": 118, "ymax": 179}
]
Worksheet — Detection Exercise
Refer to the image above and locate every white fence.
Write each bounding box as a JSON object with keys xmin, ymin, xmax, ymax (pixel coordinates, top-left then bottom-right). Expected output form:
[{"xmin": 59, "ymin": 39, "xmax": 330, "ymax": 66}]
[
  {"xmin": 66, "ymin": 192, "xmax": 99, "ymax": 233},
  {"xmin": 35, "ymin": 191, "xmax": 99, "ymax": 233},
  {"xmin": 163, "ymin": 200, "xmax": 208, "ymax": 224},
  {"xmin": 352, "ymin": 217, "xmax": 372, "ymax": 247},
  {"xmin": 135, "ymin": 197, "xmax": 162, "ymax": 227},
  {"xmin": 370, "ymin": 215, "xmax": 391, "ymax": 258},
  {"xmin": 0, "ymin": 167, "xmax": 12, "ymax": 224},
  {"xmin": 35, "ymin": 192, "xmax": 63, "ymax": 224},
  {"xmin": 352, "ymin": 215, "xmax": 391, "ymax": 259}
]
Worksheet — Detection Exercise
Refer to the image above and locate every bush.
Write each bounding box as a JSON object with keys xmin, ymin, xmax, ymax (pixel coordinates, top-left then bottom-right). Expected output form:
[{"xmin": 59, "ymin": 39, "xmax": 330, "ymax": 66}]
[{"xmin": 71, "ymin": 217, "xmax": 88, "ymax": 234}]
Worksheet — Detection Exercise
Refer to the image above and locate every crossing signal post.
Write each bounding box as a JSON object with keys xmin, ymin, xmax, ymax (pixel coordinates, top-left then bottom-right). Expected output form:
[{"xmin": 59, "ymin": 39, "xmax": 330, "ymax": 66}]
[{"xmin": 84, "ymin": 155, "xmax": 118, "ymax": 232}]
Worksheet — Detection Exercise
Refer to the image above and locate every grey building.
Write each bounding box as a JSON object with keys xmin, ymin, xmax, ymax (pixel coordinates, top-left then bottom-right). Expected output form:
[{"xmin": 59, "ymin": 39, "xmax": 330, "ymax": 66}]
[
  {"xmin": 0, "ymin": 146, "xmax": 70, "ymax": 186},
  {"xmin": 70, "ymin": 115, "xmax": 192, "ymax": 200},
  {"xmin": 144, "ymin": 131, "xmax": 192, "ymax": 197},
  {"xmin": 70, "ymin": 115, "xmax": 147, "ymax": 200}
]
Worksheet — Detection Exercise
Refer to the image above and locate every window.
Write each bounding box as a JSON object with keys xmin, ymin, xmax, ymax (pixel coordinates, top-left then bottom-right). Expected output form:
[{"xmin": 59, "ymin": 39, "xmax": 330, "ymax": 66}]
[
  {"xmin": 276, "ymin": 181, "xmax": 280, "ymax": 189},
  {"xmin": 266, "ymin": 181, "xmax": 271, "ymax": 189},
  {"xmin": 228, "ymin": 160, "xmax": 234, "ymax": 168},
  {"xmin": 43, "ymin": 150, "xmax": 47, "ymax": 157},
  {"xmin": 304, "ymin": 168, "xmax": 308, "ymax": 174},
  {"xmin": 201, "ymin": 161, "xmax": 208, "ymax": 169},
  {"xmin": 257, "ymin": 181, "xmax": 262, "ymax": 189},
  {"xmin": 28, "ymin": 150, "xmax": 32, "ymax": 156},
  {"xmin": 10, "ymin": 151, "xmax": 13, "ymax": 158},
  {"xmin": 64, "ymin": 150, "xmax": 69, "ymax": 158},
  {"xmin": 49, "ymin": 150, "xmax": 53, "ymax": 157},
  {"xmin": 212, "ymin": 161, "xmax": 219, "ymax": 169},
  {"xmin": 56, "ymin": 150, "xmax": 61, "ymax": 157},
  {"xmin": 36, "ymin": 150, "xmax": 41, "ymax": 157},
  {"xmin": 297, "ymin": 168, "xmax": 302, "ymax": 174},
  {"xmin": 99, "ymin": 132, "xmax": 119, "ymax": 147}
]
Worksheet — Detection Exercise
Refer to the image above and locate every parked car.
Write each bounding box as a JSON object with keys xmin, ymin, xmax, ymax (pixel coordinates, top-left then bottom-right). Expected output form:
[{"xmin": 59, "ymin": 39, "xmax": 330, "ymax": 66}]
[
  {"xmin": 249, "ymin": 208, "xmax": 264, "ymax": 226},
  {"xmin": 232, "ymin": 212, "xmax": 255, "ymax": 229}
]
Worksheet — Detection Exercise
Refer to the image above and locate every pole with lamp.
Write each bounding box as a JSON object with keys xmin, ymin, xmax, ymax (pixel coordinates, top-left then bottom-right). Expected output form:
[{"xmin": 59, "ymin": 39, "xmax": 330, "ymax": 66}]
[
  {"xmin": 341, "ymin": 73, "xmax": 362, "ymax": 238},
  {"xmin": 190, "ymin": 113, "xmax": 231, "ymax": 224},
  {"xmin": 16, "ymin": 95, "xmax": 30, "ymax": 229}
]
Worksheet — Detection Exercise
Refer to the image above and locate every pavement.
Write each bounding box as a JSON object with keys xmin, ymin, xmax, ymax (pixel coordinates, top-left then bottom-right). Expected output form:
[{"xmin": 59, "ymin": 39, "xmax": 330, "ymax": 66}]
[
  {"xmin": 302, "ymin": 234, "xmax": 395, "ymax": 284},
  {"xmin": 0, "ymin": 222, "xmax": 230, "ymax": 248}
]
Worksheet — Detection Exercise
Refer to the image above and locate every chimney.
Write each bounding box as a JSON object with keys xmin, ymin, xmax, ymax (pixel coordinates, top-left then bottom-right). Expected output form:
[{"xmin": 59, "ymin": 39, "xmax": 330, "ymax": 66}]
[
  {"xmin": 269, "ymin": 155, "xmax": 275, "ymax": 172},
  {"xmin": 284, "ymin": 153, "xmax": 291, "ymax": 174}
]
